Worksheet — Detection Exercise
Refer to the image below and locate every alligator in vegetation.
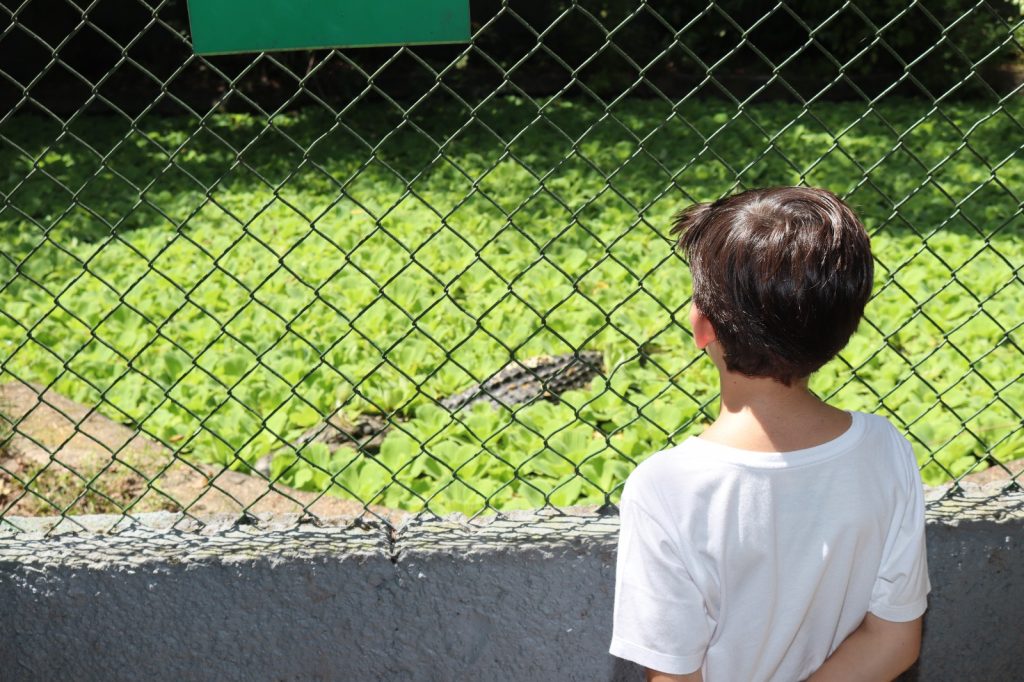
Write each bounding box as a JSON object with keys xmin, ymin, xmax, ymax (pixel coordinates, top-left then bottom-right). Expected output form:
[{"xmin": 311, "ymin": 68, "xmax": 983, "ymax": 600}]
[{"xmin": 253, "ymin": 350, "xmax": 605, "ymax": 476}]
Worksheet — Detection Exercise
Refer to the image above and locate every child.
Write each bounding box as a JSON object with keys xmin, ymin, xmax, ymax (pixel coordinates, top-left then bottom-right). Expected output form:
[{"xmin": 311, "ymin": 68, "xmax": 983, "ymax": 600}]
[{"xmin": 609, "ymin": 187, "xmax": 930, "ymax": 681}]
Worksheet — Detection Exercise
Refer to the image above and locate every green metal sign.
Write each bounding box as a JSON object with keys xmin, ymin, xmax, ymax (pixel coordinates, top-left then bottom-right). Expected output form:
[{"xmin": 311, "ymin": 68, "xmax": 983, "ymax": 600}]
[{"xmin": 187, "ymin": 0, "xmax": 471, "ymax": 55}]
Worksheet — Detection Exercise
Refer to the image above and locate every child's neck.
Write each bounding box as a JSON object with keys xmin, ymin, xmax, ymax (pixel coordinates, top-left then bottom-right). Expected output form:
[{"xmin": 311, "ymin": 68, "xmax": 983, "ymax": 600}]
[{"xmin": 698, "ymin": 371, "xmax": 852, "ymax": 453}]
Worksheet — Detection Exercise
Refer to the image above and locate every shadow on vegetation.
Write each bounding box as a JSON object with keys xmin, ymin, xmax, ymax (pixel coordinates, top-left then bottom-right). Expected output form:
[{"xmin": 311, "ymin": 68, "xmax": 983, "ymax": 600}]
[{"xmin": 2, "ymin": 96, "xmax": 1022, "ymax": 250}]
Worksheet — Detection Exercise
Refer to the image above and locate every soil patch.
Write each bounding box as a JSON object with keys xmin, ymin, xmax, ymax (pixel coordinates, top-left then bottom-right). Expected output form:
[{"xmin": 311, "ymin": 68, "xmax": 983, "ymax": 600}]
[{"xmin": 0, "ymin": 380, "xmax": 406, "ymax": 523}]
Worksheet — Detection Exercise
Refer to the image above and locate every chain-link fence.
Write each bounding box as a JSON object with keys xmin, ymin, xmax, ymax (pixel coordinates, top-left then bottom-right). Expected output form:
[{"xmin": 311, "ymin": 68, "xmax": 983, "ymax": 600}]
[{"xmin": 1, "ymin": 0, "xmax": 1022, "ymax": 532}]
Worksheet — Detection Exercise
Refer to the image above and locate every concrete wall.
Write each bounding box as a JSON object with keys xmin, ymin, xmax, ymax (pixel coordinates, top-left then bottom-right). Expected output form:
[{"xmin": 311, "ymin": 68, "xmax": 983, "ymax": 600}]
[{"xmin": 1, "ymin": 488, "xmax": 1021, "ymax": 681}]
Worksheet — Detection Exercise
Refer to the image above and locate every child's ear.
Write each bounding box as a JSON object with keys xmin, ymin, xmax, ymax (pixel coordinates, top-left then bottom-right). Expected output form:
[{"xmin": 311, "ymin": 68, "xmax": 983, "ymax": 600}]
[{"xmin": 689, "ymin": 303, "xmax": 717, "ymax": 350}]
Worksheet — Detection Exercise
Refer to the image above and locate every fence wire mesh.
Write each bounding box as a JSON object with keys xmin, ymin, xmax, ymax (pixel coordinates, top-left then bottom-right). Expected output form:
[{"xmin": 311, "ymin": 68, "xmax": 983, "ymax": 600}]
[{"xmin": 1, "ymin": 0, "xmax": 1022, "ymax": 532}]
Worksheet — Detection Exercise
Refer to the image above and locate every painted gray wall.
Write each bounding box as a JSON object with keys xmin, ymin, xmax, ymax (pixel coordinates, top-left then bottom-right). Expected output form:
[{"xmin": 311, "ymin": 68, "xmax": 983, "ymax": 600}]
[{"xmin": 1, "ymin": 495, "xmax": 1020, "ymax": 682}]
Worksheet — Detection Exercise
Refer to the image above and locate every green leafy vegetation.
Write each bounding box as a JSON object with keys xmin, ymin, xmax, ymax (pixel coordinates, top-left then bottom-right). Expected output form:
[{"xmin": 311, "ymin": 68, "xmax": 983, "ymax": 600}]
[{"xmin": 2, "ymin": 96, "xmax": 1022, "ymax": 515}]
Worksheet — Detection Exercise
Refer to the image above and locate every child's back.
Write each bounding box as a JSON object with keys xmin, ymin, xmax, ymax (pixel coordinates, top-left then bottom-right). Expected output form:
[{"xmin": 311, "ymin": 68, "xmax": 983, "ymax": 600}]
[
  {"xmin": 609, "ymin": 187, "xmax": 930, "ymax": 681},
  {"xmin": 613, "ymin": 412, "xmax": 927, "ymax": 680}
]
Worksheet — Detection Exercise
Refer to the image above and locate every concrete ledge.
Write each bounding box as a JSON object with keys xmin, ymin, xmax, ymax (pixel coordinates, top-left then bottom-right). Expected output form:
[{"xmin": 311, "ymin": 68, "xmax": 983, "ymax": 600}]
[{"xmin": 1, "ymin": 487, "xmax": 1021, "ymax": 681}]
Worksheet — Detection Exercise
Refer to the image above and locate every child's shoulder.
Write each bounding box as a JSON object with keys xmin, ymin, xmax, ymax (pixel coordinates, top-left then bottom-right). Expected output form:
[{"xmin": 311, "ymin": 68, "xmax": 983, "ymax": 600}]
[
  {"xmin": 853, "ymin": 409, "xmax": 903, "ymax": 434},
  {"xmin": 630, "ymin": 437, "xmax": 712, "ymax": 476},
  {"xmin": 621, "ymin": 437, "xmax": 731, "ymax": 498},
  {"xmin": 624, "ymin": 410, "xmax": 914, "ymax": 493},
  {"xmin": 853, "ymin": 410, "xmax": 915, "ymax": 457}
]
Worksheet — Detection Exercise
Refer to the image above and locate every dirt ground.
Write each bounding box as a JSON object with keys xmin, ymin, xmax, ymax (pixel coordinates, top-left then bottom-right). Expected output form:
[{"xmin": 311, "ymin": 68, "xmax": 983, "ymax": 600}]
[
  {"xmin": 0, "ymin": 380, "xmax": 406, "ymax": 523},
  {"xmin": 1, "ymin": 380, "xmax": 1020, "ymax": 523}
]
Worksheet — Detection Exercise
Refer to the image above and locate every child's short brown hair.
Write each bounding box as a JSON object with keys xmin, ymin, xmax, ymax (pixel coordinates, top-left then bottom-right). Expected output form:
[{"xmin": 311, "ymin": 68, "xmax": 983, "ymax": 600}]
[{"xmin": 671, "ymin": 186, "xmax": 874, "ymax": 385}]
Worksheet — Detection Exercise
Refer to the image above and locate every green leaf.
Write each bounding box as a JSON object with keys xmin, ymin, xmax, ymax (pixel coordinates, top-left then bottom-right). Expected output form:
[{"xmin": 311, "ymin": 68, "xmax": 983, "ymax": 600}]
[
  {"xmin": 293, "ymin": 467, "xmax": 314, "ymax": 490},
  {"xmin": 549, "ymin": 476, "xmax": 583, "ymax": 507}
]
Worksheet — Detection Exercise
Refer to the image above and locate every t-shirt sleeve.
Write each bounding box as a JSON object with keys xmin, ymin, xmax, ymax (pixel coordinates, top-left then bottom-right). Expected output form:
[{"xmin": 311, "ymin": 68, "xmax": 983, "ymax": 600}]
[
  {"xmin": 869, "ymin": 434, "xmax": 931, "ymax": 621},
  {"xmin": 609, "ymin": 475, "xmax": 711, "ymax": 675}
]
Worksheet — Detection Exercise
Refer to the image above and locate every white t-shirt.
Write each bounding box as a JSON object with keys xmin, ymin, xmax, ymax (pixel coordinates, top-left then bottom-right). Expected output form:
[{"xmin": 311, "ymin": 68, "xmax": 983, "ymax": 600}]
[{"xmin": 609, "ymin": 410, "xmax": 930, "ymax": 681}]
